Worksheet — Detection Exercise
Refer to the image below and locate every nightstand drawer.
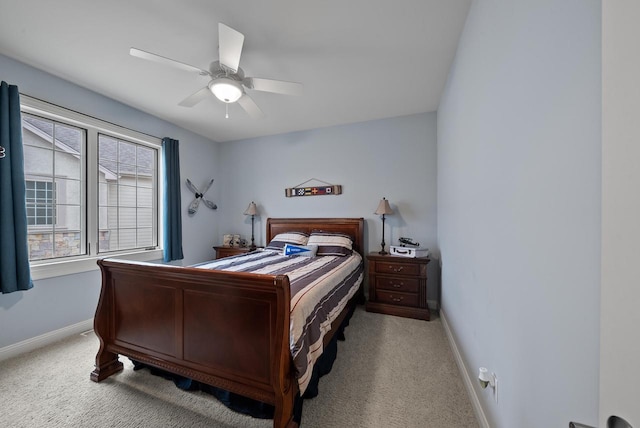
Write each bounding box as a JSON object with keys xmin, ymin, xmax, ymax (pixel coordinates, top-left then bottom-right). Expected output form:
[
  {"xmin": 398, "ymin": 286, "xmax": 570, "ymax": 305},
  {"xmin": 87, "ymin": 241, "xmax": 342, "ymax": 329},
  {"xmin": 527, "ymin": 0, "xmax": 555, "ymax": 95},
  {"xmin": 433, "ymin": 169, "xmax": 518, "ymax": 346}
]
[
  {"xmin": 375, "ymin": 276, "xmax": 419, "ymax": 293},
  {"xmin": 375, "ymin": 261, "xmax": 420, "ymax": 276},
  {"xmin": 376, "ymin": 290, "xmax": 419, "ymax": 308}
]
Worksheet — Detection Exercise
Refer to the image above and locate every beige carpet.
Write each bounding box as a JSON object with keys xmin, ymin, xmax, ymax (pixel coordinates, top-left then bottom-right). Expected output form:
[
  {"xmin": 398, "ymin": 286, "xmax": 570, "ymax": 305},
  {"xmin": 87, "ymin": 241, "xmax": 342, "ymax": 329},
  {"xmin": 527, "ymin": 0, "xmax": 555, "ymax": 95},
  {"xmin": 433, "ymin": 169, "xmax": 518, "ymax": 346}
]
[{"xmin": 0, "ymin": 307, "xmax": 478, "ymax": 427}]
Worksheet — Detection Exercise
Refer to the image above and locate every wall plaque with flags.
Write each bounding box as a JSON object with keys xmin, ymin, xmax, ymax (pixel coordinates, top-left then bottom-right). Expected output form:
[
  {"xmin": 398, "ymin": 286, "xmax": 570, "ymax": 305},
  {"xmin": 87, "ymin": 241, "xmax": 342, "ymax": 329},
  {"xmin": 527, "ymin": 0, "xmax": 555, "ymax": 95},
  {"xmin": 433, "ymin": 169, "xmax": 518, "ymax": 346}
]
[{"xmin": 285, "ymin": 178, "xmax": 342, "ymax": 197}]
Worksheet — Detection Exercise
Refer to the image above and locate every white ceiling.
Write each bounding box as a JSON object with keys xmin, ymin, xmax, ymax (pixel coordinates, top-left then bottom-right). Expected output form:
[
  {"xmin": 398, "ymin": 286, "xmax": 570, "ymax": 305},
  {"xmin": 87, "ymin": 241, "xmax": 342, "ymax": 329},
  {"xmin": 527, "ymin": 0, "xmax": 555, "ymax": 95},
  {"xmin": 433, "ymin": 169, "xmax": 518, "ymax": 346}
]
[{"xmin": 0, "ymin": 0, "xmax": 471, "ymax": 142}]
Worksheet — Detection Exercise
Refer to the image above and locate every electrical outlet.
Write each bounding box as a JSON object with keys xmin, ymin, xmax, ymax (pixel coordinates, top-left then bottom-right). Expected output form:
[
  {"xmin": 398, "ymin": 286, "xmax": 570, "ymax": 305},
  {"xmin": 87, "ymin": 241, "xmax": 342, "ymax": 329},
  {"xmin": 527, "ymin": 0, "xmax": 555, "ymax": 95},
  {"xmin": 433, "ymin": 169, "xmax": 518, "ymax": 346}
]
[
  {"xmin": 493, "ymin": 375, "xmax": 498, "ymax": 404},
  {"xmin": 478, "ymin": 367, "xmax": 499, "ymax": 404}
]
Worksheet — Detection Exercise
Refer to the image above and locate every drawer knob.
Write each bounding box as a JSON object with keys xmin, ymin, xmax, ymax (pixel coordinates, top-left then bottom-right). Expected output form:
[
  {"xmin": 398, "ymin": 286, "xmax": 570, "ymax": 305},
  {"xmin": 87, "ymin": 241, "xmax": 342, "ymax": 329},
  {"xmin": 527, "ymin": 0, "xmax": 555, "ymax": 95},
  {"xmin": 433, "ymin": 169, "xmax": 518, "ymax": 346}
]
[
  {"xmin": 392, "ymin": 282, "xmax": 403, "ymax": 288},
  {"xmin": 390, "ymin": 266, "xmax": 404, "ymax": 272},
  {"xmin": 392, "ymin": 296, "xmax": 403, "ymax": 302}
]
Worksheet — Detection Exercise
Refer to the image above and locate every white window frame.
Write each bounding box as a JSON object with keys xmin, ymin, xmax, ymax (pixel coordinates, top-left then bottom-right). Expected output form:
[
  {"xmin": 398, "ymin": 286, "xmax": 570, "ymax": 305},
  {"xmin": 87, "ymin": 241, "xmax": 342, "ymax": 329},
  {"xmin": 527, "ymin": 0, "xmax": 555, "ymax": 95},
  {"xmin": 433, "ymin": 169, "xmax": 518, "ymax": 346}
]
[{"xmin": 22, "ymin": 95, "xmax": 164, "ymax": 280}]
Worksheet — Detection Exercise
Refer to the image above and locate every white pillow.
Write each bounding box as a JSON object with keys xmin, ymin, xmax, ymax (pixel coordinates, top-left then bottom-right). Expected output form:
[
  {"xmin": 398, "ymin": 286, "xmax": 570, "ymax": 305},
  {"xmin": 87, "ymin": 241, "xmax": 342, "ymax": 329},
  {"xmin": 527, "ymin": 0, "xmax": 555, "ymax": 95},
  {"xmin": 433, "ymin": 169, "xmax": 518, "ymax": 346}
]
[{"xmin": 265, "ymin": 232, "xmax": 309, "ymax": 251}]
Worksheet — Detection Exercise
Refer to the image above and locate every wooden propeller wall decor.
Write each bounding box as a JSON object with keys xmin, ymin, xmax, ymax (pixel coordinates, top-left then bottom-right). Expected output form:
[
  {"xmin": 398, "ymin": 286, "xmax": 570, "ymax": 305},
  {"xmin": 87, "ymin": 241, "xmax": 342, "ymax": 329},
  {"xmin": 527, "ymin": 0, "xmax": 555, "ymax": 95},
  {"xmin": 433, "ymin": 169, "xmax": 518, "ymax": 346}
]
[{"xmin": 186, "ymin": 178, "xmax": 217, "ymax": 215}]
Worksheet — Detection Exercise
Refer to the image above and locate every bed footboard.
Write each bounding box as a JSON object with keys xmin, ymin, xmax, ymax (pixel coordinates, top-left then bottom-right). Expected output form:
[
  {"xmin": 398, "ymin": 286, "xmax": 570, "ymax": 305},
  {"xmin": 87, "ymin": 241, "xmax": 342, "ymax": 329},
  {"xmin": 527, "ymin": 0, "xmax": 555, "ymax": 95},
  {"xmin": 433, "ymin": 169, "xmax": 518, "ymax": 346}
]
[{"xmin": 91, "ymin": 258, "xmax": 297, "ymax": 428}]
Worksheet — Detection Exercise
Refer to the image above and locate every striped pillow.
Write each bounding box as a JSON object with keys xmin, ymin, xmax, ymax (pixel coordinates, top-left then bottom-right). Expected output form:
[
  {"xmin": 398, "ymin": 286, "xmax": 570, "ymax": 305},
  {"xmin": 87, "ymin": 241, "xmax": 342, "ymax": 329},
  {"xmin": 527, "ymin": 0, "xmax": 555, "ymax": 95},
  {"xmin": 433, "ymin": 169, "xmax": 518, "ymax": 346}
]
[
  {"xmin": 265, "ymin": 232, "xmax": 309, "ymax": 251},
  {"xmin": 307, "ymin": 231, "xmax": 353, "ymax": 256}
]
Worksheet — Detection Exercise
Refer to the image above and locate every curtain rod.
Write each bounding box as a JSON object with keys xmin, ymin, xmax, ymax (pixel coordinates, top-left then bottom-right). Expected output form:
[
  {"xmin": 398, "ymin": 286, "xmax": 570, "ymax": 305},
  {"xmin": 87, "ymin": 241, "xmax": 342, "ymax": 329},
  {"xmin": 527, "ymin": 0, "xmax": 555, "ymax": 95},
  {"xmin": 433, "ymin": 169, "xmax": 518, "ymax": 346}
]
[{"xmin": 19, "ymin": 92, "xmax": 164, "ymax": 141}]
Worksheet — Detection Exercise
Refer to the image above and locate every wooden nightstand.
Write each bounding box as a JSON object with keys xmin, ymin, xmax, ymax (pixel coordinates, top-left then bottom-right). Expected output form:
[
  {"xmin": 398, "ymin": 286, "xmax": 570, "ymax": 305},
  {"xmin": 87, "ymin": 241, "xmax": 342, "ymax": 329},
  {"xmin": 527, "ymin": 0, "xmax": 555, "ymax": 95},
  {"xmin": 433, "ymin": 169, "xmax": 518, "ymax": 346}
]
[
  {"xmin": 365, "ymin": 252, "xmax": 430, "ymax": 321},
  {"xmin": 213, "ymin": 246, "xmax": 254, "ymax": 259}
]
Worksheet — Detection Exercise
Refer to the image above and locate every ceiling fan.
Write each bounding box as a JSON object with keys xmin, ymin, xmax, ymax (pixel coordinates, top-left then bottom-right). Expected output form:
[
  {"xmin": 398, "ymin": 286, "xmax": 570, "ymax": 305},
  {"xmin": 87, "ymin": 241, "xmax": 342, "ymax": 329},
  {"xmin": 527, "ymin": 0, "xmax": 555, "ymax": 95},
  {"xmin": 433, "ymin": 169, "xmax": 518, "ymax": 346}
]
[{"xmin": 130, "ymin": 23, "xmax": 303, "ymax": 118}]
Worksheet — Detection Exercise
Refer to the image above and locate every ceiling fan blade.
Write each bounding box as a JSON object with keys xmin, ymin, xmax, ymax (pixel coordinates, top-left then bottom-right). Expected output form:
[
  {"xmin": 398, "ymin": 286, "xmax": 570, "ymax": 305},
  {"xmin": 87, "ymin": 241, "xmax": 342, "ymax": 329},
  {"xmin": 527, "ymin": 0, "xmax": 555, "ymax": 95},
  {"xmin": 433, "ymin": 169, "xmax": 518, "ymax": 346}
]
[
  {"xmin": 130, "ymin": 48, "xmax": 210, "ymax": 76},
  {"xmin": 218, "ymin": 23, "xmax": 244, "ymax": 73},
  {"xmin": 178, "ymin": 87, "xmax": 211, "ymax": 107},
  {"xmin": 237, "ymin": 94, "xmax": 264, "ymax": 119},
  {"xmin": 245, "ymin": 77, "xmax": 303, "ymax": 96}
]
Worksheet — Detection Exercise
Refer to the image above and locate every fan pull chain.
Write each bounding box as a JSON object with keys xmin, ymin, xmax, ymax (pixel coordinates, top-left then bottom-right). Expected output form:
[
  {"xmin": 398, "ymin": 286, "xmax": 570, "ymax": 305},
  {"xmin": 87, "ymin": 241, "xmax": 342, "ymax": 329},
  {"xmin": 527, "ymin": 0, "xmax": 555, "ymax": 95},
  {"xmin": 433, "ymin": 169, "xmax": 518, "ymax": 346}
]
[{"xmin": 225, "ymin": 103, "xmax": 229, "ymax": 119}]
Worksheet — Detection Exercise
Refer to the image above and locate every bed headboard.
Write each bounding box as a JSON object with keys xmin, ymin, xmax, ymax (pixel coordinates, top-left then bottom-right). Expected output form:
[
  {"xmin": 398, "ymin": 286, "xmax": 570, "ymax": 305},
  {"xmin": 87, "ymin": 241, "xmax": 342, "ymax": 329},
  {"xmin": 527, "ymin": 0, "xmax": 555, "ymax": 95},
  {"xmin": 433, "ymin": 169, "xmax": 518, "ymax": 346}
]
[{"xmin": 266, "ymin": 218, "xmax": 365, "ymax": 255}]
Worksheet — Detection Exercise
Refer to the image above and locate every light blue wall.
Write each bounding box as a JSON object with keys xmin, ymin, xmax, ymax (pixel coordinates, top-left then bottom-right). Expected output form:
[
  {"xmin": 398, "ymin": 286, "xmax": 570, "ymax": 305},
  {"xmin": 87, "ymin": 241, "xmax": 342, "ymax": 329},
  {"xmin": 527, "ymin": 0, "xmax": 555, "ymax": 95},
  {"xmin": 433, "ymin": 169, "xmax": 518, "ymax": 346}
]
[
  {"xmin": 0, "ymin": 54, "xmax": 220, "ymax": 348},
  {"xmin": 0, "ymin": 53, "xmax": 438, "ymax": 348},
  {"xmin": 437, "ymin": 1, "xmax": 601, "ymax": 427},
  {"xmin": 216, "ymin": 113, "xmax": 439, "ymax": 302}
]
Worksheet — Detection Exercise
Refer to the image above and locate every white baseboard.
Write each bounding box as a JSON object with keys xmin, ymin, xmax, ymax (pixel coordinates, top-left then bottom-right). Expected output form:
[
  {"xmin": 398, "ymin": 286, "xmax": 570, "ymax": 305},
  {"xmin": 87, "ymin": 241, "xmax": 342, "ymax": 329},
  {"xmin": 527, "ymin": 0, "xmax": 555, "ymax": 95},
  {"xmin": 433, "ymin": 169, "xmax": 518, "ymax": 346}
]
[
  {"xmin": 0, "ymin": 318, "xmax": 94, "ymax": 362},
  {"xmin": 440, "ymin": 309, "xmax": 491, "ymax": 428}
]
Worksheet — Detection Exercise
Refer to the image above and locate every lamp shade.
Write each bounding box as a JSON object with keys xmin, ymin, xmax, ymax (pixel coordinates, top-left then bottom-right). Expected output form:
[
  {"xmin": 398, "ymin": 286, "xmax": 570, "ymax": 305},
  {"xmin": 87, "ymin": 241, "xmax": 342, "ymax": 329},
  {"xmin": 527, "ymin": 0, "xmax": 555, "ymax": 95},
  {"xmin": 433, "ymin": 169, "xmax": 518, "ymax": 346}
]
[
  {"xmin": 210, "ymin": 78, "xmax": 243, "ymax": 103},
  {"xmin": 374, "ymin": 197, "xmax": 393, "ymax": 215},
  {"xmin": 244, "ymin": 201, "xmax": 258, "ymax": 216}
]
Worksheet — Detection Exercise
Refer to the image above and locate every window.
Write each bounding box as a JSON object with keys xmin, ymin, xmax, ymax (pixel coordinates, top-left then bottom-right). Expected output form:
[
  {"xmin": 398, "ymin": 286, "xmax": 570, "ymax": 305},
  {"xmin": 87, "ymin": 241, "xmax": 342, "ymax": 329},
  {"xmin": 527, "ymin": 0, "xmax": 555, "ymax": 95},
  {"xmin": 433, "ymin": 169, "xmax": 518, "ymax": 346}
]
[
  {"xmin": 26, "ymin": 180, "xmax": 56, "ymax": 226},
  {"xmin": 97, "ymin": 134, "xmax": 157, "ymax": 253},
  {"xmin": 21, "ymin": 96, "xmax": 163, "ymax": 279},
  {"xmin": 23, "ymin": 114, "xmax": 85, "ymax": 261}
]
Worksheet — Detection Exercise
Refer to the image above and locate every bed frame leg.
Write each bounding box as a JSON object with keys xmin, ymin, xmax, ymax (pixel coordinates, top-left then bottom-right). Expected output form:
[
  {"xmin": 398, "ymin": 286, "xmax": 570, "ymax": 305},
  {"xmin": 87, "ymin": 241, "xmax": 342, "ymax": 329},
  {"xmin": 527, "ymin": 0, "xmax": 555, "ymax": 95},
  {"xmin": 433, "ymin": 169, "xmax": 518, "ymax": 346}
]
[
  {"xmin": 90, "ymin": 350, "xmax": 123, "ymax": 382},
  {"xmin": 273, "ymin": 408, "xmax": 297, "ymax": 428},
  {"xmin": 273, "ymin": 388, "xmax": 297, "ymax": 428}
]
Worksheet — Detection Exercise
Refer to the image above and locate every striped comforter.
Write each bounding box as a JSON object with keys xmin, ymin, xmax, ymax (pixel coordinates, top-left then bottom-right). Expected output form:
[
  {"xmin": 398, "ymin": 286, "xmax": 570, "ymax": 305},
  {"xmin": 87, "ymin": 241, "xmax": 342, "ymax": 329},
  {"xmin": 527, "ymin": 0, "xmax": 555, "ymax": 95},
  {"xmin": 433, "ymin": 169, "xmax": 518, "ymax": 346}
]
[{"xmin": 193, "ymin": 249, "xmax": 364, "ymax": 394}]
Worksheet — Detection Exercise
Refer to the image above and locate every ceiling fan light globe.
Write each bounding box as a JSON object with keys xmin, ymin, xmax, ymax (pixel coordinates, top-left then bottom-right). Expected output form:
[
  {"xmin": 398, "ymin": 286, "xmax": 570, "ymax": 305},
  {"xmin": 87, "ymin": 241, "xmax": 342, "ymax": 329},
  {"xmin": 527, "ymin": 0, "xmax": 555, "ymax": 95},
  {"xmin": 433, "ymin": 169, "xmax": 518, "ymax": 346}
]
[{"xmin": 209, "ymin": 78, "xmax": 243, "ymax": 103}]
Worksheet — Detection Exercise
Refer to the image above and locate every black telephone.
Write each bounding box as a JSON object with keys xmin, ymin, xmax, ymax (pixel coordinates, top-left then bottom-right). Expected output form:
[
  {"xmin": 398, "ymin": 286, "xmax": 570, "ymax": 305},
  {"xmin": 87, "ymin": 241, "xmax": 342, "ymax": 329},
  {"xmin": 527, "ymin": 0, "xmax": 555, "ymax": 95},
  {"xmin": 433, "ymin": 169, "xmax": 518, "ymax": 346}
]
[{"xmin": 398, "ymin": 237, "xmax": 420, "ymax": 247}]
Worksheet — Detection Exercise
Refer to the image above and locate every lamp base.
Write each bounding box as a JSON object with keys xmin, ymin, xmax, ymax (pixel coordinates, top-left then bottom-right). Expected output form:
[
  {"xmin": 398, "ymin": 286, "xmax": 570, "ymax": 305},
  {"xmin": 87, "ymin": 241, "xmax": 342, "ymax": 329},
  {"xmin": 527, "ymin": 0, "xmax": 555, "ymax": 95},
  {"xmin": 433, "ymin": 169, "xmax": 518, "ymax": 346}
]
[
  {"xmin": 249, "ymin": 215, "xmax": 256, "ymax": 252},
  {"xmin": 378, "ymin": 250, "xmax": 388, "ymax": 255}
]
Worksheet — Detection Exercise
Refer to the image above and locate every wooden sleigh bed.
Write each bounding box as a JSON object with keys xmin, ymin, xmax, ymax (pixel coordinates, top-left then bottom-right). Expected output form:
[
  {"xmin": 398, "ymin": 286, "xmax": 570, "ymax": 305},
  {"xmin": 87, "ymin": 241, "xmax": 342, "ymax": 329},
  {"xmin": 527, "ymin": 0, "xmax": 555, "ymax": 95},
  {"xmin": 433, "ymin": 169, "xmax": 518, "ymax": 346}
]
[{"xmin": 90, "ymin": 217, "xmax": 364, "ymax": 428}]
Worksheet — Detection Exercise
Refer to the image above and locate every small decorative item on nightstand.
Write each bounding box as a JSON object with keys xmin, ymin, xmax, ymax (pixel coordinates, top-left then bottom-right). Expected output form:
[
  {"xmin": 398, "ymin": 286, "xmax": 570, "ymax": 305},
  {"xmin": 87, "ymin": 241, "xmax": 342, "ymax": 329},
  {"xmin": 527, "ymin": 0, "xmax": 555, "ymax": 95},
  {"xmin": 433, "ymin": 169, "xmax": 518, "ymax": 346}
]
[
  {"xmin": 222, "ymin": 234, "xmax": 241, "ymax": 247},
  {"xmin": 365, "ymin": 252, "xmax": 430, "ymax": 321}
]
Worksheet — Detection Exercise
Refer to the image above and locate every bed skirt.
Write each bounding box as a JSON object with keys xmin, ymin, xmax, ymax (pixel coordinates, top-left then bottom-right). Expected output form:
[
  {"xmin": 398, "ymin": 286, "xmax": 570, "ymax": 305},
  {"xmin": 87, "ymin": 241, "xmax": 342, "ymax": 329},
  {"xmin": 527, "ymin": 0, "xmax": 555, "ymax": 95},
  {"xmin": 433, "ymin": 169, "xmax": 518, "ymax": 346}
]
[{"xmin": 131, "ymin": 303, "xmax": 356, "ymax": 424}]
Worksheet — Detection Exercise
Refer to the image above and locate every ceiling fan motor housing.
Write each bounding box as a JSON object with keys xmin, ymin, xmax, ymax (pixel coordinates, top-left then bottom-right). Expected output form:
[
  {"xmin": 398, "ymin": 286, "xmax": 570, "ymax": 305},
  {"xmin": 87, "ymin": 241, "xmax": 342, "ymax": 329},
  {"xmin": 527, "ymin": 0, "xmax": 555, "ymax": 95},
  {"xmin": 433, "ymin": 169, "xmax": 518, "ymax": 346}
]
[{"xmin": 209, "ymin": 61, "xmax": 244, "ymax": 80}]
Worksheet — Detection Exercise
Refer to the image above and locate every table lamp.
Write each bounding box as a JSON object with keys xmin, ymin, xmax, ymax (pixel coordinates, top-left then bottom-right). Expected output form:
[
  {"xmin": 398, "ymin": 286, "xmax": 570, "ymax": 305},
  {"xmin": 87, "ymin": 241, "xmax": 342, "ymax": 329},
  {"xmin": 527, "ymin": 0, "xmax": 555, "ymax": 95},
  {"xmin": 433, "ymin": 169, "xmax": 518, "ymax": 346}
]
[
  {"xmin": 243, "ymin": 201, "xmax": 258, "ymax": 250},
  {"xmin": 374, "ymin": 197, "xmax": 393, "ymax": 255}
]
